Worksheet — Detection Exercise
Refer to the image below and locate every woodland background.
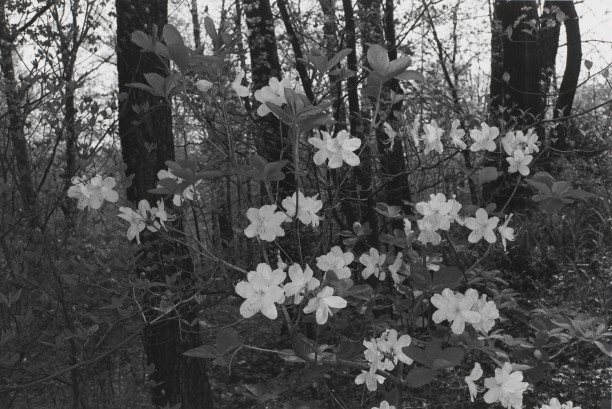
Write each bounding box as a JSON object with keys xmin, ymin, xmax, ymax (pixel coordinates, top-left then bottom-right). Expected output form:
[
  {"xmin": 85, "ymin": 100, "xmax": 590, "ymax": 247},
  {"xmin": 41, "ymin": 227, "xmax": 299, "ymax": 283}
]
[{"xmin": 0, "ymin": 0, "xmax": 611, "ymax": 408}]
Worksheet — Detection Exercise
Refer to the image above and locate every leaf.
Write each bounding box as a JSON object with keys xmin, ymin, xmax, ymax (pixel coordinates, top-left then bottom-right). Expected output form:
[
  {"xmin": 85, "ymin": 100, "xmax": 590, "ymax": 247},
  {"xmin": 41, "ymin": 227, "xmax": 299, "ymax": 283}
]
[
  {"xmin": 478, "ymin": 166, "xmax": 499, "ymax": 185},
  {"xmin": 265, "ymin": 102, "xmax": 294, "ymax": 124},
  {"xmin": 383, "ymin": 57, "xmax": 412, "ymax": 81},
  {"xmin": 216, "ymin": 328, "xmax": 243, "ymax": 356},
  {"xmin": 505, "ymin": 25, "xmax": 513, "ymax": 38},
  {"xmin": 405, "ymin": 367, "xmax": 435, "ymax": 388},
  {"xmin": 163, "ymin": 24, "xmax": 184, "ymax": 46},
  {"xmin": 502, "ymin": 72, "xmax": 510, "ymax": 83},
  {"xmin": 395, "ymin": 70, "xmax": 424, "ymax": 82},
  {"xmin": 367, "ymin": 44, "xmax": 389, "ymax": 74},
  {"xmin": 593, "ymin": 340, "xmax": 612, "ymax": 357},
  {"xmin": 402, "ymin": 345, "xmax": 432, "ymax": 368},
  {"xmin": 183, "ymin": 344, "xmax": 218, "ymax": 359},
  {"xmin": 204, "ymin": 16, "xmax": 218, "ymax": 44},
  {"xmin": 130, "ymin": 30, "xmax": 168, "ymax": 57},
  {"xmin": 325, "ymin": 48, "xmax": 353, "ymax": 72},
  {"xmin": 409, "ymin": 263, "xmax": 432, "ymax": 291},
  {"xmin": 555, "ymin": 9, "xmax": 566, "ymax": 23},
  {"xmin": 584, "ymin": 59, "xmax": 593, "ymax": 70},
  {"xmin": 432, "ymin": 266, "xmax": 463, "ymax": 291},
  {"xmin": 431, "ymin": 347, "xmax": 464, "ymax": 370}
]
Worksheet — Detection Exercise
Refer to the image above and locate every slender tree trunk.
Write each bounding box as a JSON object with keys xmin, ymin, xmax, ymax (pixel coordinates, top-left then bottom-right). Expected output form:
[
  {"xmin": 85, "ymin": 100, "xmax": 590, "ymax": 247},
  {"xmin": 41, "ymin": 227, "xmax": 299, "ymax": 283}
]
[
  {"xmin": 115, "ymin": 1, "xmax": 214, "ymax": 408},
  {"xmin": 490, "ymin": 1, "xmax": 542, "ymax": 128},
  {"xmin": 0, "ymin": 5, "xmax": 38, "ymax": 222},
  {"xmin": 243, "ymin": 0, "xmax": 295, "ymax": 198},
  {"xmin": 190, "ymin": 0, "xmax": 202, "ymax": 48},
  {"xmin": 382, "ymin": 0, "xmax": 411, "ymax": 213},
  {"xmin": 550, "ymin": 1, "xmax": 581, "ymax": 148},
  {"xmin": 277, "ymin": 0, "xmax": 315, "ymax": 102}
]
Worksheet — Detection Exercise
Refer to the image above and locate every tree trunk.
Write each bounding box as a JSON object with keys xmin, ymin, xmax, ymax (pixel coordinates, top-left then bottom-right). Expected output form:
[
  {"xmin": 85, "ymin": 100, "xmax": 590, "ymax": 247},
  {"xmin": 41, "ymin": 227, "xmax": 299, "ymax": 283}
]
[
  {"xmin": 243, "ymin": 0, "xmax": 295, "ymax": 198},
  {"xmin": 382, "ymin": 0, "xmax": 411, "ymax": 213},
  {"xmin": 277, "ymin": 0, "xmax": 315, "ymax": 102},
  {"xmin": 550, "ymin": 1, "xmax": 581, "ymax": 148},
  {"xmin": 490, "ymin": 1, "xmax": 543, "ymax": 128},
  {"xmin": 115, "ymin": 1, "xmax": 214, "ymax": 408},
  {"xmin": 0, "ymin": 4, "xmax": 38, "ymax": 222}
]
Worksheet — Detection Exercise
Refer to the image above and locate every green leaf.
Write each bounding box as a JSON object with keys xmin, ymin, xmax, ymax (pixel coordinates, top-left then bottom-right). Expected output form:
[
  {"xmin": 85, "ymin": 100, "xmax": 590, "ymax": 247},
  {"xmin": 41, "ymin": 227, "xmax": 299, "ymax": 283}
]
[
  {"xmin": 216, "ymin": 328, "xmax": 242, "ymax": 356},
  {"xmin": 325, "ymin": 48, "xmax": 353, "ymax": 72},
  {"xmin": 409, "ymin": 263, "xmax": 431, "ymax": 291},
  {"xmin": 204, "ymin": 16, "xmax": 218, "ymax": 44},
  {"xmin": 402, "ymin": 345, "xmax": 432, "ymax": 368},
  {"xmin": 265, "ymin": 102, "xmax": 294, "ymax": 124},
  {"xmin": 130, "ymin": 30, "xmax": 169, "ymax": 57},
  {"xmin": 383, "ymin": 57, "xmax": 412, "ymax": 81},
  {"xmin": 163, "ymin": 24, "xmax": 184, "ymax": 46},
  {"xmin": 405, "ymin": 367, "xmax": 435, "ymax": 388},
  {"xmin": 183, "ymin": 344, "xmax": 218, "ymax": 359},
  {"xmin": 432, "ymin": 266, "xmax": 463, "ymax": 291},
  {"xmin": 367, "ymin": 44, "xmax": 389, "ymax": 74},
  {"xmin": 478, "ymin": 167, "xmax": 499, "ymax": 185},
  {"xmin": 395, "ymin": 70, "xmax": 425, "ymax": 82}
]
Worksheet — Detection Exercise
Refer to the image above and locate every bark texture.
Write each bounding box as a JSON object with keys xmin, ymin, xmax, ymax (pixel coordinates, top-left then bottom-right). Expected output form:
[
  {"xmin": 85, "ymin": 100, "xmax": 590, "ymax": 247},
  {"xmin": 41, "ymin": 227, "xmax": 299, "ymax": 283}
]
[{"xmin": 116, "ymin": 1, "xmax": 213, "ymax": 407}]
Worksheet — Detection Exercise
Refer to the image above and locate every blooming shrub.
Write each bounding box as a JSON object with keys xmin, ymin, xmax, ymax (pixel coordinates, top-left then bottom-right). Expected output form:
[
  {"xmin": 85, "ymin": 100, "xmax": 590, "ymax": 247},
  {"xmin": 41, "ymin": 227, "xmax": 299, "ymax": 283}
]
[{"xmin": 67, "ymin": 27, "xmax": 610, "ymax": 408}]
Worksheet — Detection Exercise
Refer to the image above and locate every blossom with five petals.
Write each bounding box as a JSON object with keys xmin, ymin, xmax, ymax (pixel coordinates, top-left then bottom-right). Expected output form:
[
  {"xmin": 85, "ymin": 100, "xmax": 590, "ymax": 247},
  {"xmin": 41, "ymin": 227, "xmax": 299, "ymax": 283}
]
[
  {"xmin": 465, "ymin": 289, "xmax": 500, "ymax": 333},
  {"xmin": 283, "ymin": 264, "xmax": 320, "ymax": 304},
  {"xmin": 355, "ymin": 366, "xmax": 385, "ymax": 392},
  {"xmin": 244, "ymin": 204, "xmax": 287, "ymax": 242},
  {"xmin": 309, "ymin": 130, "xmax": 361, "ymax": 169},
  {"xmin": 254, "ymin": 76, "xmax": 292, "ymax": 116},
  {"xmin": 506, "ymin": 149, "xmax": 533, "ymax": 176},
  {"xmin": 117, "ymin": 200, "xmax": 151, "ymax": 244},
  {"xmin": 281, "ymin": 191, "xmax": 323, "ymax": 227},
  {"xmin": 303, "ymin": 286, "xmax": 347, "ymax": 325},
  {"xmin": 360, "ymin": 248, "xmax": 387, "ymax": 280},
  {"xmin": 431, "ymin": 288, "xmax": 482, "ymax": 335},
  {"xmin": 68, "ymin": 175, "xmax": 119, "ymax": 210},
  {"xmin": 464, "ymin": 208, "xmax": 499, "ymax": 244},
  {"xmin": 235, "ymin": 263, "xmax": 286, "ymax": 319},
  {"xmin": 378, "ymin": 329, "xmax": 413, "ymax": 365},
  {"xmin": 316, "ymin": 246, "xmax": 354, "ymax": 279},
  {"xmin": 470, "ymin": 123, "xmax": 499, "ymax": 152},
  {"xmin": 483, "ymin": 362, "xmax": 529, "ymax": 409}
]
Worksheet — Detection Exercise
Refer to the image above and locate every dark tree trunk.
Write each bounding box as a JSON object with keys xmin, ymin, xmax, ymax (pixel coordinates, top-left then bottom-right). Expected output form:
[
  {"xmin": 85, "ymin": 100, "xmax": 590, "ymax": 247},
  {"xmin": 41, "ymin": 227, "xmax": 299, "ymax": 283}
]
[
  {"xmin": 277, "ymin": 0, "xmax": 315, "ymax": 102},
  {"xmin": 489, "ymin": 1, "xmax": 543, "ymax": 128},
  {"xmin": 115, "ymin": 1, "xmax": 213, "ymax": 408},
  {"xmin": 490, "ymin": 1, "xmax": 581, "ymax": 143},
  {"xmin": 382, "ymin": 0, "xmax": 411, "ymax": 212},
  {"xmin": 550, "ymin": 1, "xmax": 581, "ymax": 148},
  {"xmin": 243, "ymin": 0, "xmax": 295, "ymax": 198},
  {"xmin": 0, "ymin": 4, "xmax": 38, "ymax": 220}
]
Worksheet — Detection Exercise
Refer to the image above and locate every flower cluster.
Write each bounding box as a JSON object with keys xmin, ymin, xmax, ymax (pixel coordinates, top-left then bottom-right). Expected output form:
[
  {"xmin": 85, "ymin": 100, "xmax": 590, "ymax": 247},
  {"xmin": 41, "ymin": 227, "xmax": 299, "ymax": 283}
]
[
  {"xmin": 281, "ymin": 191, "xmax": 323, "ymax": 228},
  {"xmin": 243, "ymin": 191, "xmax": 323, "ymax": 241},
  {"xmin": 234, "ymin": 261, "xmax": 346, "ymax": 324},
  {"xmin": 309, "ymin": 130, "xmax": 361, "ymax": 169},
  {"xmin": 359, "ymin": 248, "xmax": 387, "ymax": 280},
  {"xmin": 157, "ymin": 169, "xmax": 201, "ymax": 207},
  {"xmin": 67, "ymin": 175, "xmax": 119, "ymax": 210},
  {"xmin": 502, "ymin": 128, "xmax": 539, "ymax": 176},
  {"xmin": 470, "ymin": 122, "xmax": 499, "ymax": 152},
  {"xmin": 316, "ymin": 246, "xmax": 354, "ymax": 279},
  {"xmin": 483, "ymin": 362, "xmax": 529, "ymax": 409},
  {"xmin": 414, "ymin": 193, "xmax": 462, "ymax": 245},
  {"xmin": 430, "ymin": 288, "xmax": 499, "ymax": 335},
  {"xmin": 254, "ymin": 76, "xmax": 292, "ymax": 116},
  {"xmin": 117, "ymin": 199, "xmax": 169, "ymax": 244},
  {"xmin": 355, "ymin": 329, "xmax": 412, "ymax": 391}
]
